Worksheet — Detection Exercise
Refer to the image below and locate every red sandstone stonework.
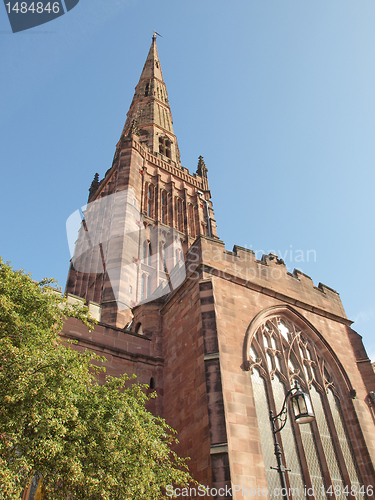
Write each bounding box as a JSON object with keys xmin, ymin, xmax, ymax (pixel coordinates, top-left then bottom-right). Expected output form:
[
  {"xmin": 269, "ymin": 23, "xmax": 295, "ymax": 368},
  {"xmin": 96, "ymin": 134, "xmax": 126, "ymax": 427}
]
[
  {"xmin": 63, "ymin": 235, "xmax": 375, "ymax": 499},
  {"xmin": 62, "ymin": 37, "xmax": 375, "ymax": 500}
]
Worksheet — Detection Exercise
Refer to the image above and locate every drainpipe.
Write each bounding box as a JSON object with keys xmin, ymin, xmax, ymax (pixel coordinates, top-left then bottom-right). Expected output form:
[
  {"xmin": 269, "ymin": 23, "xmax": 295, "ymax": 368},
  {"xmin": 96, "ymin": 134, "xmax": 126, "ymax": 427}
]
[{"xmin": 197, "ymin": 190, "xmax": 212, "ymax": 238}]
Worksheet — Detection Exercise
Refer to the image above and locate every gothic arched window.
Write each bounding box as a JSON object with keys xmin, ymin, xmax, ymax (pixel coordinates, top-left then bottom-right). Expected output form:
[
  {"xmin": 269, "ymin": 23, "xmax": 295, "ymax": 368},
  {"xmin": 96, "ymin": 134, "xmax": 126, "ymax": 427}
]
[
  {"xmin": 175, "ymin": 248, "xmax": 182, "ymax": 264},
  {"xmin": 140, "ymin": 273, "xmax": 146, "ymax": 301},
  {"xmin": 159, "ymin": 243, "xmax": 166, "ymax": 271},
  {"xmin": 140, "ymin": 273, "xmax": 151, "ymax": 301},
  {"xmin": 146, "ymin": 184, "xmax": 154, "ymax": 218},
  {"xmin": 188, "ymin": 204, "xmax": 196, "ymax": 238},
  {"xmin": 159, "ymin": 136, "xmax": 171, "ymax": 158},
  {"xmin": 176, "ymin": 198, "xmax": 183, "ymax": 232},
  {"xmin": 248, "ymin": 315, "xmax": 365, "ymax": 500},
  {"xmin": 143, "ymin": 240, "xmax": 152, "ymax": 266},
  {"xmin": 161, "ymin": 190, "xmax": 168, "ymax": 224}
]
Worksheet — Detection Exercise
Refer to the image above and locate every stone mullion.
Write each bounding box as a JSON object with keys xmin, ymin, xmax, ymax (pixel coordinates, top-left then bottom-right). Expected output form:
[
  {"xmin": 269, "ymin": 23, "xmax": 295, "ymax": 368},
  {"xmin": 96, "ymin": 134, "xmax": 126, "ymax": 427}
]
[
  {"xmin": 100, "ymin": 191, "xmax": 117, "ymax": 305},
  {"xmin": 79, "ymin": 264, "xmax": 89, "ymax": 301},
  {"xmin": 290, "ymin": 420, "xmax": 315, "ymax": 499},
  {"xmin": 196, "ymin": 192, "xmax": 206, "ymax": 236},
  {"xmin": 98, "ymin": 193, "xmax": 111, "ymax": 306},
  {"xmin": 143, "ymin": 180, "xmax": 149, "ymax": 216},
  {"xmin": 338, "ymin": 397, "xmax": 374, "ymax": 491},
  {"xmin": 310, "ymin": 349, "xmax": 353, "ymax": 496},
  {"xmin": 83, "ymin": 195, "xmax": 102, "ymax": 304},
  {"xmin": 187, "ymin": 203, "xmax": 192, "ymax": 239},
  {"xmin": 257, "ymin": 332, "xmax": 292, "ymax": 493},
  {"xmin": 93, "ymin": 197, "xmax": 105, "ymax": 304},
  {"xmin": 155, "ymin": 174, "xmax": 161, "ymax": 223},
  {"xmin": 263, "ymin": 373, "xmax": 295, "ymax": 498},
  {"xmin": 309, "ymin": 406, "xmax": 339, "ymax": 499},
  {"xmin": 320, "ymin": 395, "xmax": 354, "ymax": 495},
  {"xmin": 66, "ymin": 263, "xmax": 77, "ymax": 296},
  {"xmin": 194, "ymin": 204, "xmax": 199, "ymax": 239},
  {"xmin": 303, "ymin": 349, "xmax": 339, "ymax": 498},
  {"xmin": 295, "ymin": 337, "xmax": 338, "ymax": 498},
  {"xmin": 155, "ymin": 227, "xmax": 161, "ymax": 287},
  {"xmin": 287, "ymin": 340, "xmax": 322, "ymax": 499},
  {"xmin": 170, "ymin": 181, "xmax": 175, "ymax": 229},
  {"xmin": 135, "ymin": 256, "xmax": 142, "ymax": 305},
  {"xmin": 151, "ymin": 183, "xmax": 156, "ymax": 220},
  {"xmin": 183, "ymin": 187, "xmax": 188, "ymax": 237},
  {"xmin": 85, "ymin": 207, "xmax": 98, "ymax": 304},
  {"xmin": 73, "ymin": 223, "xmax": 87, "ymax": 297}
]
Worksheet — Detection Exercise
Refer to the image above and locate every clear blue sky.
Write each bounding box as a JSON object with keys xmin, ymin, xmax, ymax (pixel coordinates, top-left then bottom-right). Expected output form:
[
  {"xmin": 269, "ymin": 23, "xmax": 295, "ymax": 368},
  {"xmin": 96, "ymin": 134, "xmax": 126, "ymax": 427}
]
[{"xmin": 1, "ymin": 1, "xmax": 374, "ymax": 360}]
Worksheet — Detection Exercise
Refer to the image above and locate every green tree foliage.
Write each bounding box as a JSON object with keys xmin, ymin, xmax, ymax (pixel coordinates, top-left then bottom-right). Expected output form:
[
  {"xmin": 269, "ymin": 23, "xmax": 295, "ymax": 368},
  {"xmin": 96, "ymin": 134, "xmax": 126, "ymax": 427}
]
[{"xmin": 0, "ymin": 259, "xmax": 193, "ymax": 499}]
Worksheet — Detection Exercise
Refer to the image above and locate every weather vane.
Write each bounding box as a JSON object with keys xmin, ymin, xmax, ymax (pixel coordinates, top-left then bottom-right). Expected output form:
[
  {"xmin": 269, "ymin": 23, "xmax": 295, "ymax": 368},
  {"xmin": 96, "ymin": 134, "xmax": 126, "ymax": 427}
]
[{"xmin": 153, "ymin": 31, "xmax": 163, "ymax": 39}]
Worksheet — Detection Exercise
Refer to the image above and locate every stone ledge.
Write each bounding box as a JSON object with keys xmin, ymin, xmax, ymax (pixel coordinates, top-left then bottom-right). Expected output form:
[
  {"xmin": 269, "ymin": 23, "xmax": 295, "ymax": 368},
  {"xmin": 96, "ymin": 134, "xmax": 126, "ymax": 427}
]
[{"xmin": 210, "ymin": 443, "xmax": 229, "ymax": 454}]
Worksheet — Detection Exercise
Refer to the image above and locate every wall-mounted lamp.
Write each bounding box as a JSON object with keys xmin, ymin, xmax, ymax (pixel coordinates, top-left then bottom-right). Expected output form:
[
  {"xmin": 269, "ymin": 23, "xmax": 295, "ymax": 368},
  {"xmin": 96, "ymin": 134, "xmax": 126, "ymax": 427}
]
[
  {"xmin": 367, "ymin": 391, "xmax": 375, "ymax": 407},
  {"xmin": 270, "ymin": 382, "xmax": 315, "ymax": 500}
]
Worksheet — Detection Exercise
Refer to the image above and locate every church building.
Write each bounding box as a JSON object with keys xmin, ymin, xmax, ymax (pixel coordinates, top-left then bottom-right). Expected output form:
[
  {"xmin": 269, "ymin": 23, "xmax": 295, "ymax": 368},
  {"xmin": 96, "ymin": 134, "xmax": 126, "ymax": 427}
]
[{"xmin": 62, "ymin": 36, "xmax": 375, "ymax": 499}]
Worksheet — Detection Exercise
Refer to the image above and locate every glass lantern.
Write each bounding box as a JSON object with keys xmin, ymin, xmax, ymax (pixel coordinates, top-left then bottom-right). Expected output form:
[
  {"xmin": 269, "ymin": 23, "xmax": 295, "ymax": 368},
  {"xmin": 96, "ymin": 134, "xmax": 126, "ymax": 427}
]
[{"xmin": 291, "ymin": 386, "xmax": 315, "ymax": 424}]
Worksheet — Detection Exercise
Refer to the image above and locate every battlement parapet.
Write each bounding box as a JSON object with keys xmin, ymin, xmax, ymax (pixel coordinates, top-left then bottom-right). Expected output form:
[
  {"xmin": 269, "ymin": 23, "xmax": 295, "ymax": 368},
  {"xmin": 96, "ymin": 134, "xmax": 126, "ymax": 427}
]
[
  {"xmin": 185, "ymin": 237, "xmax": 347, "ymax": 320},
  {"xmin": 317, "ymin": 282, "xmax": 339, "ymax": 295}
]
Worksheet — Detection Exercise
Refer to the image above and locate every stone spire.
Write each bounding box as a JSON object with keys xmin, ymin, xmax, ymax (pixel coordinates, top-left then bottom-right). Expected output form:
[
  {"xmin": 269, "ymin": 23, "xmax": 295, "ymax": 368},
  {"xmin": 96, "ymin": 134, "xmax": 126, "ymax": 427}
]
[
  {"xmin": 66, "ymin": 37, "xmax": 218, "ymax": 328},
  {"xmin": 121, "ymin": 35, "xmax": 180, "ymax": 165}
]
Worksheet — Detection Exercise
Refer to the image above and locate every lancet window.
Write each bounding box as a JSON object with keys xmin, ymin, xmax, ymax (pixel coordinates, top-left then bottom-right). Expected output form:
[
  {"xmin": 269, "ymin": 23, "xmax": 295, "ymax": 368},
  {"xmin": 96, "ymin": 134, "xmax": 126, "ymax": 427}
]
[
  {"xmin": 176, "ymin": 198, "xmax": 183, "ymax": 232},
  {"xmin": 159, "ymin": 136, "xmax": 171, "ymax": 158},
  {"xmin": 145, "ymin": 183, "xmax": 155, "ymax": 218},
  {"xmin": 188, "ymin": 204, "xmax": 196, "ymax": 238},
  {"xmin": 175, "ymin": 247, "xmax": 182, "ymax": 264},
  {"xmin": 159, "ymin": 243, "xmax": 166, "ymax": 271},
  {"xmin": 143, "ymin": 240, "xmax": 152, "ymax": 266},
  {"xmin": 140, "ymin": 273, "xmax": 151, "ymax": 301},
  {"xmin": 248, "ymin": 315, "xmax": 365, "ymax": 500},
  {"xmin": 161, "ymin": 190, "xmax": 168, "ymax": 224},
  {"xmin": 140, "ymin": 274, "xmax": 146, "ymax": 301}
]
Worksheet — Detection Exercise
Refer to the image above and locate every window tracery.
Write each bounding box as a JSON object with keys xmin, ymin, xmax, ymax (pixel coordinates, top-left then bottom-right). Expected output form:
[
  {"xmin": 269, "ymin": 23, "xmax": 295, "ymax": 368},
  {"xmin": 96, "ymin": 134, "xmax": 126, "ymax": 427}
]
[{"xmin": 248, "ymin": 315, "xmax": 365, "ymax": 500}]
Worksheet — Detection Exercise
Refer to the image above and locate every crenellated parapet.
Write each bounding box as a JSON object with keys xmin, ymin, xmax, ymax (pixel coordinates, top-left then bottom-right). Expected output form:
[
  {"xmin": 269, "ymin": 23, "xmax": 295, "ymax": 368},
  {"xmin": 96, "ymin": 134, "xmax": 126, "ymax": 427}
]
[{"xmin": 185, "ymin": 237, "xmax": 348, "ymax": 322}]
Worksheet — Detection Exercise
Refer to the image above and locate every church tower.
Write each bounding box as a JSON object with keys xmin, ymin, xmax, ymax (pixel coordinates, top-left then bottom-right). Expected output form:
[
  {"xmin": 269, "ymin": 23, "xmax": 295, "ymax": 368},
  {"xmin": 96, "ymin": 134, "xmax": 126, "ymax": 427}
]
[
  {"xmin": 65, "ymin": 34, "xmax": 218, "ymax": 328},
  {"xmin": 62, "ymin": 36, "xmax": 375, "ymax": 500}
]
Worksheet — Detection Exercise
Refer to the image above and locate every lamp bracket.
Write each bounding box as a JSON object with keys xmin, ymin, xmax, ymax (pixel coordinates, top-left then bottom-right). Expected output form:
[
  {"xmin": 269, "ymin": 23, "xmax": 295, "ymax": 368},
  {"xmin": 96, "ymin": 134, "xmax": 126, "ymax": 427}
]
[
  {"xmin": 271, "ymin": 384, "xmax": 299, "ymax": 433},
  {"xmin": 270, "ymin": 466, "xmax": 291, "ymax": 472}
]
